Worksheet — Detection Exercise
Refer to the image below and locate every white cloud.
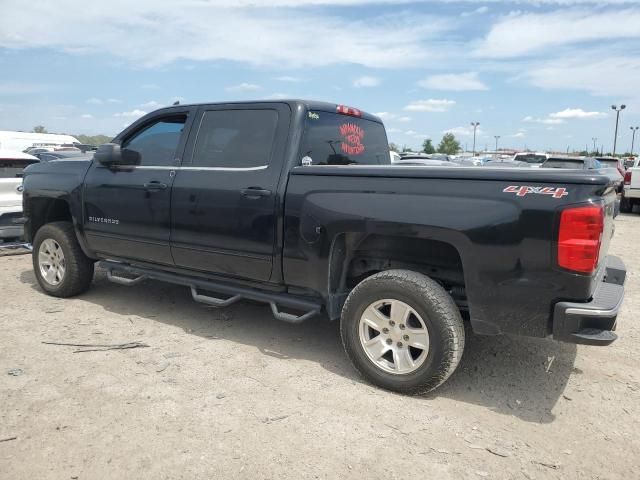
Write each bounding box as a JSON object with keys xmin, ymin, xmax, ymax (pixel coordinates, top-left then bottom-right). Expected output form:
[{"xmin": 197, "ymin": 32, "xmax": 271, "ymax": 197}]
[
  {"xmin": 80, "ymin": 113, "xmax": 94, "ymax": 119},
  {"xmin": 476, "ymin": 9, "xmax": 640, "ymax": 58},
  {"xmin": 0, "ymin": 1, "xmax": 453, "ymax": 69},
  {"xmin": 353, "ymin": 76, "xmax": 380, "ymax": 88},
  {"xmin": 113, "ymin": 109, "xmax": 147, "ymax": 118},
  {"xmin": 86, "ymin": 97, "xmax": 103, "ymax": 105},
  {"xmin": 106, "ymin": 98, "xmax": 121, "ymax": 104},
  {"xmin": 225, "ymin": 82, "xmax": 262, "ymax": 92},
  {"xmin": 275, "ymin": 76, "xmax": 302, "ymax": 82},
  {"xmin": 461, "ymin": 6, "xmax": 489, "ymax": 17},
  {"xmin": 268, "ymin": 93, "xmax": 290, "ymax": 99},
  {"xmin": 404, "ymin": 99, "xmax": 455, "ymax": 112},
  {"xmin": 549, "ymin": 108, "xmax": 606, "ymax": 119},
  {"xmin": 444, "ymin": 125, "xmax": 483, "ymax": 137},
  {"xmin": 374, "ymin": 112, "xmax": 411, "ymax": 122},
  {"xmin": 525, "ymin": 54, "xmax": 640, "ymax": 100},
  {"xmin": 418, "ymin": 72, "xmax": 488, "ymax": 91},
  {"xmin": 140, "ymin": 100, "xmax": 163, "ymax": 109},
  {"xmin": 523, "ymin": 115, "xmax": 565, "ymax": 125}
]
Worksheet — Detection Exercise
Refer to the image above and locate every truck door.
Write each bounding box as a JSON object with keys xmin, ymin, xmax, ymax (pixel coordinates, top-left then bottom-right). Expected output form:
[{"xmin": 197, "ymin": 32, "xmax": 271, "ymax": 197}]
[
  {"xmin": 83, "ymin": 110, "xmax": 194, "ymax": 264},
  {"xmin": 170, "ymin": 103, "xmax": 290, "ymax": 282}
]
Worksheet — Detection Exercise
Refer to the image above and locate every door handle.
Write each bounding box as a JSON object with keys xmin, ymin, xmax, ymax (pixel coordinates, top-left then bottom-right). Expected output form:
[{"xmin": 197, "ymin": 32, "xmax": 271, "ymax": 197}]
[
  {"xmin": 143, "ymin": 181, "xmax": 168, "ymax": 190},
  {"xmin": 240, "ymin": 187, "xmax": 271, "ymax": 198}
]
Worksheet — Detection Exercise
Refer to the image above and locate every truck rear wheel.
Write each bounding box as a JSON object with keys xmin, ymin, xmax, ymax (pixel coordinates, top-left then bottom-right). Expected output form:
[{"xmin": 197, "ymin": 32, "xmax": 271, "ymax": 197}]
[
  {"xmin": 340, "ymin": 269, "xmax": 465, "ymax": 394},
  {"xmin": 32, "ymin": 222, "xmax": 94, "ymax": 297}
]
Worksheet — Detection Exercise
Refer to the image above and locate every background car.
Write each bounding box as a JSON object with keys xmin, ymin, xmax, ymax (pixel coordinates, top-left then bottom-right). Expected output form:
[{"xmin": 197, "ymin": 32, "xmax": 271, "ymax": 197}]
[
  {"xmin": 0, "ymin": 150, "xmax": 38, "ymax": 241},
  {"xmin": 34, "ymin": 150, "xmax": 92, "ymax": 162},
  {"xmin": 483, "ymin": 159, "xmax": 532, "ymax": 168},
  {"xmin": 512, "ymin": 152, "xmax": 549, "ymax": 166},
  {"xmin": 541, "ymin": 157, "xmax": 602, "ymax": 169}
]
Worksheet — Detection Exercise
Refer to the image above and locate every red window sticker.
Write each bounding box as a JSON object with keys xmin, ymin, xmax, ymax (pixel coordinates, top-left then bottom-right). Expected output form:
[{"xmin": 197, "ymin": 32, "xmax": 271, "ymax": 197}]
[{"xmin": 339, "ymin": 122, "xmax": 365, "ymax": 156}]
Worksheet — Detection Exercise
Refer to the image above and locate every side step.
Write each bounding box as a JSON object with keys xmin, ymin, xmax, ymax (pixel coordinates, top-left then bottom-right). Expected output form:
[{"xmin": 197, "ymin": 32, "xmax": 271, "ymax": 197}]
[{"xmin": 101, "ymin": 261, "xmax": 321, "ymax": 324}]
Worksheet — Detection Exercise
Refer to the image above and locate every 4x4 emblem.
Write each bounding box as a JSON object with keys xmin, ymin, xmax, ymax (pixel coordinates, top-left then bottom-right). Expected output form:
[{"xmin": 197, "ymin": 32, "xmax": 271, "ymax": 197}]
[{"xmin": 503, "ymin": 185, "xmax": 568, "ymax": 198}]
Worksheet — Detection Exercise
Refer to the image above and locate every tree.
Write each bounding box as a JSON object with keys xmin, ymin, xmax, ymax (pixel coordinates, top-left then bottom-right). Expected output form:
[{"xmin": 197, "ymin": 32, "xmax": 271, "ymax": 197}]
[
  {"xmin": 437, "ymin": 133, "xmax": 461, "ymax": 155},
  {"xmin": 75, "ymin": 134, "xmax": 113, "ymax": 146},
  {"xmin": 422, "ymin": 139, "xmax": 435, "ymax": 154},
  {"xmin": 402, "ymin": 145, "xmax": 412, "ymax": 152},
  {"xmin": 33, "ymin": 125, "xmax": 47, "ymax": 133},
  {"xmin": 388, "ymin": 142, "xmax": 400, "ymax": 153}
]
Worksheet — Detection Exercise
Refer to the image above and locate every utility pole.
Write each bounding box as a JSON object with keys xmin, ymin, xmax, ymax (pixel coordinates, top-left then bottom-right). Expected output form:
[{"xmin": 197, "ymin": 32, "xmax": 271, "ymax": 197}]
[
  {"xmin": 592, "ymin": 137, "xmax": 597, "ymax": 155},
  {"xmin": 494, "ymin": 135, "xmax": 500, "ymax": 152},
  {"xmin": 470, "ymin": 122, "xmax": 480, "ymax": 156},
  {"xmin": 631, "ymin": 126, "xmax": 639, "ymax": 156},
  {"xmin": 611, "ymin": 105, "xmax": 626, "ymax": 156}
]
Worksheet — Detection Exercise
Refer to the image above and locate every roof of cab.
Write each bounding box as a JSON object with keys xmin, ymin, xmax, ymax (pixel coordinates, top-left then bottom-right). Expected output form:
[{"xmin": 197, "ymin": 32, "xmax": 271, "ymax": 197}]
[{"xmin": 149, "ymin": 99, "xmax": 382, "ymax": 123}]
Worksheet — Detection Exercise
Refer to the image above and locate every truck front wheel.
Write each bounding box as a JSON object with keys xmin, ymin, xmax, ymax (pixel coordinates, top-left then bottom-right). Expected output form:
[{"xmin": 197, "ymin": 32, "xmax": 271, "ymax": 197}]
[
  {"xmin": 32, "ymin": 222, "xmax": 94, "ymax": 297},
  {"xmin": 340, "ymin": 269, "xmax": 465, "ymax": 394}
]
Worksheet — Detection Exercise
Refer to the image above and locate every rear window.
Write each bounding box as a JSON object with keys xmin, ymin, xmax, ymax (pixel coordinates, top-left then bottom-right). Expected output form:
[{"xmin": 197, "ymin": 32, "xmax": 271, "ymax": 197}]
[
  {"xmin": 598, "ymin": 160, "xmax": 618, "ymax": 169},
  {"xmin": 0, "ymin": 159, "xmax": 38, "ymax": 178},
  {"xmin": 543, "ymin": 159, "xmax": 584, "ymax": 169},
  {"xmin": 301, "ymin": 111, "xmax": 389, "ymax": 166}
]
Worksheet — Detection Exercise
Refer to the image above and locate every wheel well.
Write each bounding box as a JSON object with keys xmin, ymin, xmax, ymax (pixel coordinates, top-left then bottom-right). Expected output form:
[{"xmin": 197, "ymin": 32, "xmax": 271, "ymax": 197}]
[
  {"xmin": 328, "ymin": 234, "xmax": 467, "ymax": 317},
  {"xmin": 27, "ymin": 198, "xmax": 72, "ymax": 241}
]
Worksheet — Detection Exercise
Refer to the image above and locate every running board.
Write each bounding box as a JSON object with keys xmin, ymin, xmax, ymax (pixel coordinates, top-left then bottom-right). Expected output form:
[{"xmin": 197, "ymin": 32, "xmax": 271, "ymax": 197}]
[{"xmin": 100, "ymin": 261, "xmax": 321, "ymax": 324}]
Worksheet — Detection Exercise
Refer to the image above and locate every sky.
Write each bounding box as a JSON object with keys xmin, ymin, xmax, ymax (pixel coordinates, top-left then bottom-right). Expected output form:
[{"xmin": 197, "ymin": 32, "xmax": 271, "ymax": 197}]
[{"xmin": 1, "ymin": 0, "xmax": 640, "ymax": 152}]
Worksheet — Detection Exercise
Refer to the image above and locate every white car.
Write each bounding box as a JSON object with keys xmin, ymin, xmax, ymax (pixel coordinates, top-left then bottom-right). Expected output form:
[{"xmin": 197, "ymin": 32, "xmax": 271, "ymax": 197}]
[
  {"xmin": 0, "ymin": 150, "xmax": 38, "ymax": 241},
  {"xmin": 621, "ymin": 157, "xmax": 640, "ymax": 213},
  {"xmin": 512, "ymin": 152, "xmax": 549, "ymax": 167}
]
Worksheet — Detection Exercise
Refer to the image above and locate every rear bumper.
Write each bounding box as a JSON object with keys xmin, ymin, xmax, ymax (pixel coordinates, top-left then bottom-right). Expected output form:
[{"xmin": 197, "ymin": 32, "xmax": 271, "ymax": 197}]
[{"xmin": 553, "ymin": 255, "xmax": 626, "ymax": 346}]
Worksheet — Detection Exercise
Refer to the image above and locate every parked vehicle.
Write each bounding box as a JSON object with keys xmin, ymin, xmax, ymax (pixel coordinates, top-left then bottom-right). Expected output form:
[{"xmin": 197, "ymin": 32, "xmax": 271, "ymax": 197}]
[
  {"xmin": 621, "ymin": 157, "xmax": 640, "ymax": 213},
  {"xmin": 541, "ymin": 157, "xmax": 602, "ymax": 170},
  {"xmin": 512, "ymin": 152, "xmax": 549, "ymax": 166},
  {"xmin": 390, "ymin": 151, "xmax": 401, "ymax": 164},
  {"xmin": 22, "ymin": 100, "xmax": 626, "ymax": 394},
  {"xmin": 0, "ymin": 131, "xmax": 80, "ymax": 152},
  {"xmin": 34, "ymin": 151, "xmax": 92, "ymax": 162},
  {"xmin": 392, "ymin": 158, "xmax": 458, "ymax": 167},
  {"xmin": 483, "ymin": 159, "xmax": 531, "ymax": 168},
  {"xmin": 0, "ymin": 150, "xmax": 38, "ymax": 240},
  {"xmin": 595, "ymin": 157, "xmax": 625, "ymax": 192}
]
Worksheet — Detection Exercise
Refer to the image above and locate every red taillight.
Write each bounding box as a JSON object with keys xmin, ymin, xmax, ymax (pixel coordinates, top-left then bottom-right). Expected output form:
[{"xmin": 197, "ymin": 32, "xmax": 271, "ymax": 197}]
[
  {"xmin": 336, "ymin": 105, "xmax": 362, "ymax": 117},
  {"xmin": 624, "ymin": 171, "xmax": 632, "ymax": 185},
  {"xmin": 558, "ymin": 205, "xmax": 604, "ymax": 274}
]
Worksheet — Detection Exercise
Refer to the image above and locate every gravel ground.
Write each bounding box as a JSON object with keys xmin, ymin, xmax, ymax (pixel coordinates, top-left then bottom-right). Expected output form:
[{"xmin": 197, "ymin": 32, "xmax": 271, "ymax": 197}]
[{"xmin": 1, "ymin": 215, "xmax": 639, "ymax": 480}]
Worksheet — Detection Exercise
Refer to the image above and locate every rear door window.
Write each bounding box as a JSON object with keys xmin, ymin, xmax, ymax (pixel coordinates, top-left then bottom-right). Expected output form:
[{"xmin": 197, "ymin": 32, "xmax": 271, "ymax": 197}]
[
  {"xmin": 191, "ymin": 109, "xmax": 279, "ymax": 169},
  {"xmin": 0, "ymin": 159, "xmax": 38, "ymax": 178},
  {"xmin": 301, "ymin": 111, "xmax": 389, "ymax": 166}
]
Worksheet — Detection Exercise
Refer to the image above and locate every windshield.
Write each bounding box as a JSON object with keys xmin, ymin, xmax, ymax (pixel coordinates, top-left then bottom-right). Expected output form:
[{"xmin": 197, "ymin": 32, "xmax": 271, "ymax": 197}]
[{"xmin": 301, "ymin": 111, "xmax": 389, "ymax": 166}]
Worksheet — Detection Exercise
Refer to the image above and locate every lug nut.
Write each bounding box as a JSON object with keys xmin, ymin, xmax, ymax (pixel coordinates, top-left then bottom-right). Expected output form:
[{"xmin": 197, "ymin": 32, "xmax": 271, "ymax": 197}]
[
  {"xmin": 389, "ymin": 320, "xmax": 395, "ymax": 327},
  {"xmin": 403, "ymin": 335, "xmax": 409, "ymax": 341},
  {"xmin": 397, "ymin": 342, "xmax": 403, "ymax": 347},
  {"xmin": 382, "ymin": 328, "xmax": 389, "ymax": 334},
  {"xmin": 386, "ymin": 338, "xmax": 393, "ymax": 345},
  {"xmin": 399, "ymin": 324, "xmax": 406, "ymax": 330}
]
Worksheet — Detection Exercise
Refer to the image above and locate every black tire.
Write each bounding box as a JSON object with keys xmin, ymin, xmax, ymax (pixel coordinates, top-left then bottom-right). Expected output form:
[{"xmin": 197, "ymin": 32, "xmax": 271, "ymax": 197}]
[
  {"xmin": 32, "ymin": 221, "xmax": 94, "ymax": 297},
  {"xmin": 620, "ymin": 196, "xmax": 632, "ymax": 213},
  {"xmin": 340, "ymin": 269, "xmax": 465, "ymax": 394}
]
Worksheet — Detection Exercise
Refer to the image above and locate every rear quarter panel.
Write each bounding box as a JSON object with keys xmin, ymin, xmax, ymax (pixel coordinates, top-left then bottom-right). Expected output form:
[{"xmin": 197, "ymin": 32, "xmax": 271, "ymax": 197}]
[{"xmin": 283, "ymin": 168, "xmax": 616, "ymax": 338}]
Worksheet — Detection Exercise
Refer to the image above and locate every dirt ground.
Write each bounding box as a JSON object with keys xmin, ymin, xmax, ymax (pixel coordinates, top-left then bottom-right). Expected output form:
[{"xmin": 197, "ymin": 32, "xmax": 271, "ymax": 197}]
[{"xmin": 1, "ymin": 216, "xmax": 639, "ymax": 480}]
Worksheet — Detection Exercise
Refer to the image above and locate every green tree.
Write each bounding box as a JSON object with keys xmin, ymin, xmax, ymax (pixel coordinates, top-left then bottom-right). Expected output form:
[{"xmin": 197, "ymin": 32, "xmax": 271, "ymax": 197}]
[
  {"xmin": 388, "ymin": 142, "xmax": 400, "ymax": 153},
  {"xmin": 75, "ymin": 134, "xmax": 113, "ymax": 146},
  {"xmin": 437, "ymin": 133, "xmax": 460, "ymax": 155},
  {"xmin": 422, "ymin": 139, "xmax": 435, "ymax": 154},
  {"xmin": 33, "ymin": 125, "xmax": 47, "ymax": 133}
]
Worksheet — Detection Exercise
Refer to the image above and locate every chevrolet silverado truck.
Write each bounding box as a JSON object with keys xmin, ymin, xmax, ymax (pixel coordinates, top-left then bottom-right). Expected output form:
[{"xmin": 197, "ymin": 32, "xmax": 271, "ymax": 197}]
[
  {"xmin": 21, "ymin": 100, "xmax": 626, "ymax": 394},
  {"xmin": 621, "ymin": 157, "xmax": 640, "ymax": 213}
]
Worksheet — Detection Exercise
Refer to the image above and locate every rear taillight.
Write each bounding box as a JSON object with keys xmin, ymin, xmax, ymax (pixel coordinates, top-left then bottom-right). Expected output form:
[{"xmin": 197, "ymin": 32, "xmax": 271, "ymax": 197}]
[
  {"xmin": 624, "ymin": 171, "xmax": 632, "ymax": 185},
  {"xmin": 336, "ymin": 105, "xmax": 362, "ymax": 117},
  {"xmin": 558, "ymin": 205, "xmax": 604, "ymax": 274}
]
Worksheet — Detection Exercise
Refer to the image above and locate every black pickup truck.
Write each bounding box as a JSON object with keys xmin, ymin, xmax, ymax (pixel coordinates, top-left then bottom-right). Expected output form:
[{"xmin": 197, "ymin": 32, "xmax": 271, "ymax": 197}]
[{"xmin": 22, "ymin": 100, "xmax": 626, "ymax": 394}]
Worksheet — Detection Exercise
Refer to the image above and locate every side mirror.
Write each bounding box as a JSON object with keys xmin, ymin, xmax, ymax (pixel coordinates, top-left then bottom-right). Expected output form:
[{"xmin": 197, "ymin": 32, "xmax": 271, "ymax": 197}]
[{"xmin": 94, "ymin": 143, "xmax": 140, "ymax": 167}]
